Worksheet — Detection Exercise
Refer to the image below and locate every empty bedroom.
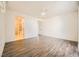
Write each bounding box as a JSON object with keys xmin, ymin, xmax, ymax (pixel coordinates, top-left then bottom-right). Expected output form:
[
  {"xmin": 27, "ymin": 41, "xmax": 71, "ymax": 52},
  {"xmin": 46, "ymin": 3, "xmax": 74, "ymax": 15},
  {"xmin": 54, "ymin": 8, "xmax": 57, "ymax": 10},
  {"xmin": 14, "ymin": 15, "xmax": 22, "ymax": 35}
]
[{"xmin": 0, "ymin": 1, "xmax": 78, "ymax": 57}]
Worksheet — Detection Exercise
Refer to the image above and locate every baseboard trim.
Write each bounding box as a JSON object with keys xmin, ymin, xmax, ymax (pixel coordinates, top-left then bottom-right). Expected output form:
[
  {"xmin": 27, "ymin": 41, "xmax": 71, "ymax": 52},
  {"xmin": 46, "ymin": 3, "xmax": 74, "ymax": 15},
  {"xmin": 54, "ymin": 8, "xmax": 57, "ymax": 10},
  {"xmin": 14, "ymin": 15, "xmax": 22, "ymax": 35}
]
[
  {"xmin": 5, "ymin": 35, "xmax": 39, "ymax": 43},
  {"xmin": 39, "ymin": 34, "xmax": 78, "ymax": 42}
]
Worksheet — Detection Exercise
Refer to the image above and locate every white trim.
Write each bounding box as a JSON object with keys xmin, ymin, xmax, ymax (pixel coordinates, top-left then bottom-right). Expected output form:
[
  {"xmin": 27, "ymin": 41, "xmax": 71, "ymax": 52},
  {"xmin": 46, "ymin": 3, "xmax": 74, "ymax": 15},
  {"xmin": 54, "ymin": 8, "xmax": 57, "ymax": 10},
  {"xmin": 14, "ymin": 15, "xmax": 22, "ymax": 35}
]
[{"xmin": 39, "ymin": 33, "xmax": 78, "ymax": 42}]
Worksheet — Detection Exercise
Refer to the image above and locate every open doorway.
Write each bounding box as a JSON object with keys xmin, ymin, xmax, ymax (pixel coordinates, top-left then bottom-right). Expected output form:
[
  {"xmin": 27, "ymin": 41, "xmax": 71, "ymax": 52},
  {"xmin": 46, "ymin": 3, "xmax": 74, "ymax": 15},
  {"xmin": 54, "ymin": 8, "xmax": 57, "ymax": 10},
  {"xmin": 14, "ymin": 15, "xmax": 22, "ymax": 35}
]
[{"xmin": 15, "ymin": 16, "xmax": 24, "ymax": 40}]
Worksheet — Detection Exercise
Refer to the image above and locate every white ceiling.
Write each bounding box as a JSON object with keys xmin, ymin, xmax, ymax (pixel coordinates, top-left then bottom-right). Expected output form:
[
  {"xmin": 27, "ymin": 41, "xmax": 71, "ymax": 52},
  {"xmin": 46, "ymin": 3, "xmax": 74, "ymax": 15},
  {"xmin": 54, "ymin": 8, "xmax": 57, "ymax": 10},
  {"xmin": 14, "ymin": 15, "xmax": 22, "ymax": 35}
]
[{"xmin": 7, "ymin": 1, "xmax": 78, "ymax": 19}]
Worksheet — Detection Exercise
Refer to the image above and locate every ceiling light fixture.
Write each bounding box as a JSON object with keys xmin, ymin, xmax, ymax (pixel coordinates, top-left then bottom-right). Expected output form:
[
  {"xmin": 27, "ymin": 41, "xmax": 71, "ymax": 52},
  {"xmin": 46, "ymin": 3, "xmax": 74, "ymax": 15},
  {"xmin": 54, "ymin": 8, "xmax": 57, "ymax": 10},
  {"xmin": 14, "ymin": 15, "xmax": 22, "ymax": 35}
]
[
  {"xmin": 41, "ymin": 12, "xmax": 46, "ymax": 16},
  {"xmin": 41, "ymin": 8, "xmax": 47, "ymax": 16},
  {"xmin": 0, "ymin": 1, "xmax": 6, "ymax": 13}
]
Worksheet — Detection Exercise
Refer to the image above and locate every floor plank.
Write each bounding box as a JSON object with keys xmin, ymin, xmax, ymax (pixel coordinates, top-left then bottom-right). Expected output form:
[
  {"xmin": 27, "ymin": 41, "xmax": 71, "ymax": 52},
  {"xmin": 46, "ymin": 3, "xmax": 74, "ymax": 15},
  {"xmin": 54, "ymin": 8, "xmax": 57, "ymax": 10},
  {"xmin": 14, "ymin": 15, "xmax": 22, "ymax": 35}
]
[{"xmin": 2, "ymin": 35, "xmax": 78, "ymax": 57}]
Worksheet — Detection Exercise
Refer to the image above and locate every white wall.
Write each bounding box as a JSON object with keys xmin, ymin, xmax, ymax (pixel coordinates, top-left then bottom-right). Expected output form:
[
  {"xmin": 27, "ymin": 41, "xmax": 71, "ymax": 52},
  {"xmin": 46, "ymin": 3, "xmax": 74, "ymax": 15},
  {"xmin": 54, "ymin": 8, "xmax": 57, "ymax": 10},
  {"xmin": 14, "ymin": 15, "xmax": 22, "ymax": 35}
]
[
  {"xmin": 39, "ymin": 11, "xmax": 77, "ymax": 41},
  {"xmin": 6, "ymin": 11, "xmax": 39, "ymax": 42},
  {"xmin": 0, "ymin": 13, "xmax": 5, "ymax": 56},
  {"xmin": 24, "ymin": 16, "xmax": 39, "ymax": 38}
]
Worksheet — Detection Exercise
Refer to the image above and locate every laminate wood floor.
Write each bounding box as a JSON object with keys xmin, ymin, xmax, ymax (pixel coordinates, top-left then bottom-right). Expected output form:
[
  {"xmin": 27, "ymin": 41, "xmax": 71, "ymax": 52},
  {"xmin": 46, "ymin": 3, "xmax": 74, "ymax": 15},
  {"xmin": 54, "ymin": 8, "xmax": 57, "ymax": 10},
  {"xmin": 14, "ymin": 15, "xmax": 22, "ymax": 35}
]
[{"xmin": 2, "ymin": 35, "xmax": 78, "ymax": 57}]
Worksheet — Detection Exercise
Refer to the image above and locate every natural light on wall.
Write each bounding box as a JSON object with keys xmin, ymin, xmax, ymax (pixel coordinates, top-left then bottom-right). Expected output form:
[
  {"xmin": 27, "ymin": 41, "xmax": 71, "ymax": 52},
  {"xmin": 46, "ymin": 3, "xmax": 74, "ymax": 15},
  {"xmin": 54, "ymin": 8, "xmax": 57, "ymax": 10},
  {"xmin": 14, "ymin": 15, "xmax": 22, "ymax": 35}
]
[{"xmin": 15, "ymin": 16, "xmax": 24, "ymax": 40}]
